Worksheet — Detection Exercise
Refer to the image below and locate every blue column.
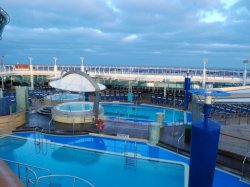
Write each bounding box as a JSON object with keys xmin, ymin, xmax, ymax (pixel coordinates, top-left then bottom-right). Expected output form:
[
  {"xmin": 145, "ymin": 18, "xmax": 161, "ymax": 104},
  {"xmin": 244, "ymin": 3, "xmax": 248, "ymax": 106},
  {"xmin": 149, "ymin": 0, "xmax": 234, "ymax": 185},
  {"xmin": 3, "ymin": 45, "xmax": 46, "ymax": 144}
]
[
  {"xmin": 188, "ymin": 119, "xmax": 220, "ymax": 187},
  {"xmin": 184, "ymin": 75, "xmax": 191, "ymax": 110}
]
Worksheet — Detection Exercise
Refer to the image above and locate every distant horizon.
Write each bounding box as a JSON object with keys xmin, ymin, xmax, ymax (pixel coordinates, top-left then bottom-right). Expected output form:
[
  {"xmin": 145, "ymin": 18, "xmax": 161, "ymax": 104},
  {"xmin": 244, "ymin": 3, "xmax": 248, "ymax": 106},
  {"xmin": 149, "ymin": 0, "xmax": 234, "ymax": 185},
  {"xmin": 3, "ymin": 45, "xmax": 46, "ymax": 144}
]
[{"xmin": 1, "ymin": 0, "xmax": 249, "ymax": 69}]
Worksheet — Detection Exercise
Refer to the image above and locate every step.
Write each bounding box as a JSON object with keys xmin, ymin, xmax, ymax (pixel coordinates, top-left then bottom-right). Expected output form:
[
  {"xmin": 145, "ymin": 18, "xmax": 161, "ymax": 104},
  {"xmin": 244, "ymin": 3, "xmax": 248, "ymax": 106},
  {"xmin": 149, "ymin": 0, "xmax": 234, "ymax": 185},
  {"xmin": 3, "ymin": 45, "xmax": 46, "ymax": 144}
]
[
  {"xmin": 41, "ymin": 108, "xmax": 51, "ymax": 112},
  {"xmin": 39, "ymin": 109, "xmax": 51, "ymax": 114}
]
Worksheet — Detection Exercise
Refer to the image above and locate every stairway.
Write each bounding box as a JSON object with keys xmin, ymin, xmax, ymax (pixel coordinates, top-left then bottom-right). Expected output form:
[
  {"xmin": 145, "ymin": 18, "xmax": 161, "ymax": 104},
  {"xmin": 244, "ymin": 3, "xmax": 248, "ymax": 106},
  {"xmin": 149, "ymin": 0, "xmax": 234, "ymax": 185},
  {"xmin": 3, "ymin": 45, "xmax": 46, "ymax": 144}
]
[{"xmin": 37, "ymin": 106, "xmax": 53, "ymax": 115}]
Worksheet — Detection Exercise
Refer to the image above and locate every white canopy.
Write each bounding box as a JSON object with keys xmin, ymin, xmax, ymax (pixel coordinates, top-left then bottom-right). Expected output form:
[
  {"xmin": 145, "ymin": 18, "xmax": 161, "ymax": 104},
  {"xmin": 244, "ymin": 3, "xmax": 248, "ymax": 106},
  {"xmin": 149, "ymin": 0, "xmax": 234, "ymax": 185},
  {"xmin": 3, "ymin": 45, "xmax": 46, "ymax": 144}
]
[{"xmin": 49, "ymin": 72, "xmax": 106, "ymax": 92}]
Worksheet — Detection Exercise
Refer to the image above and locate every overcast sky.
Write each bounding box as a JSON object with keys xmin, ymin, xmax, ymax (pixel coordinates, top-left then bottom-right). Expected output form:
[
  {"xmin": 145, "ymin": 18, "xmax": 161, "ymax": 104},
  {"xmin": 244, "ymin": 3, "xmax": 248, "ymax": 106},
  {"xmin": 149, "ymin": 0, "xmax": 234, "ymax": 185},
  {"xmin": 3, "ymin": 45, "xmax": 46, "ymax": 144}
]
[{"xmin": 1, "ymin": 0, "xmax": 250, "ymax": 68}]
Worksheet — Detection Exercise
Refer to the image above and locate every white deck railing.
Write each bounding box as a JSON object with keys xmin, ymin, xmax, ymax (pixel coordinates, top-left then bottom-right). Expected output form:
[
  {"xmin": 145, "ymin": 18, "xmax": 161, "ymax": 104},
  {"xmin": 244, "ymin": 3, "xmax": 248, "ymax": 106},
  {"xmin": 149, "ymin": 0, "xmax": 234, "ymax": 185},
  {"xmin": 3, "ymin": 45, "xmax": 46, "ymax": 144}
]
[{"xmin": 0, "ymin": 64, "xmax": 248, "ymax": 84}]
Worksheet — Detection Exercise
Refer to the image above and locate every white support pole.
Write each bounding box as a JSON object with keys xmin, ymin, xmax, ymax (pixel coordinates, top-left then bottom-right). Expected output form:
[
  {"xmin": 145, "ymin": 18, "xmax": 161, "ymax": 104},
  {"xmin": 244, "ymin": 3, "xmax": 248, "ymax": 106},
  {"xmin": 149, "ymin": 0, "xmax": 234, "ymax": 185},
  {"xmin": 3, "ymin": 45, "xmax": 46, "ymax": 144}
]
[
  {"xmin": 28, "ymin": 56, "xmax": 34, "ymax": 90},
  {"xmin": 80, "ymin": 56, "xmax": 84, "ymax": 72},
  {"xmin": 164, "ymin": 84, "xmax": 167, "ymax": 97},
  {"xmin": 202, "ymin": 58, "xmax": 208, "ymax": 89},
  {"xmin": 53, "ymin": 57, "xmax": 58, "ymax": 77},
  {"xmin": 163, "ymin": 76, "xmax": 170, "ymax": 97},
  {"xmin": 243, "ymin": 60, "xmax": 249, "ymax": 86}
]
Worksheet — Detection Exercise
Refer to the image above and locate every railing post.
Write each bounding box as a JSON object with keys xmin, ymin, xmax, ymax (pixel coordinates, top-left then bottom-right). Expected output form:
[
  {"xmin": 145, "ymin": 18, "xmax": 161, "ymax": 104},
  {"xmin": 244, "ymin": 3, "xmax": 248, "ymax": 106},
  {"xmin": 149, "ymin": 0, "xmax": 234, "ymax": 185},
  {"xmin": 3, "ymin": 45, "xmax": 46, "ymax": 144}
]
[
  {"xmin": 248, "ymin": 141, "xmax": 250, "ymax": 153},
  {"xmin": 25, "ymin": 167, "xmax": 29, "ymax": 187},
  {"xmin": 219, "ymin": 133, "xmax": 222, "ymax": 148},
  {"xmin": 29, "ymin": 57, "xmax": 34, "ymax": 90},
  {"xmin": 18, "ymin": 163, "xmax": 21, "ymax": 179}
]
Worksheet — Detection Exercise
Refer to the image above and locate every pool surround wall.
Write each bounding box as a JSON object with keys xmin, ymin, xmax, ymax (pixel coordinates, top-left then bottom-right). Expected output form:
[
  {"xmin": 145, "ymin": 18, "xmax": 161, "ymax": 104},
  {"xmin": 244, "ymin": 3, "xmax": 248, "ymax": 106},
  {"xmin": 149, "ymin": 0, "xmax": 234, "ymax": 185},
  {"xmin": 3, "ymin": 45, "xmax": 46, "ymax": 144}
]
[{"xmin": 0, "ymin": 111, "xmax": 25, "ymax": 135}]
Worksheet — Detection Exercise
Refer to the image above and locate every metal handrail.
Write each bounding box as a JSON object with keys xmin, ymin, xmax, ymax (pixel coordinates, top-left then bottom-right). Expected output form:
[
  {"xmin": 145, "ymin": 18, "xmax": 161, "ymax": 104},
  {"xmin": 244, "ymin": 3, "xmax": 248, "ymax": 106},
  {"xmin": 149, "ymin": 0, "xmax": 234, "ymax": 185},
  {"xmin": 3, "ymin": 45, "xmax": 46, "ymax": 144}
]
[
  {"xmin": 134, "ymin": 142, "xmax": 137, "ymax": 158},
  {"xmin": 2, "ymin": 158, "xmax": 51, "ymax": 186},
  {"xmin": 37, "ymin": 174, "xmax": 94, "ymax": 187},
  {"xmin": 48, "ymin": 118, "xmax": 53, "ymax": 133},
  {"xmin": 177, "ymin": 133, "xmax": 184, "ymax": 153},
  {"xmin": 25, "ymin": 167, "xmax": 38, "ymax": 186},
  {"xmin": 34, "ymin": 127, "xmax": 41, "ymax": 145},
  {"xmin": 242, "ymin": 151, "xmax": 250, "ymax": 178}
]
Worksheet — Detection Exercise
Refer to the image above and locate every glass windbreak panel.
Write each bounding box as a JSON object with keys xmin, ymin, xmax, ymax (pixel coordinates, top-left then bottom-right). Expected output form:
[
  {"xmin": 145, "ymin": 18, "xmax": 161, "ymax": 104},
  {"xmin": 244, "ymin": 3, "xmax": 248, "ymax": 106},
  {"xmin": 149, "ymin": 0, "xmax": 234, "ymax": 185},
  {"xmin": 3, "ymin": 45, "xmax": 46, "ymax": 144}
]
[{"xmin": 59, "ymin": 103, "xmax": 93, "ymax": 111}]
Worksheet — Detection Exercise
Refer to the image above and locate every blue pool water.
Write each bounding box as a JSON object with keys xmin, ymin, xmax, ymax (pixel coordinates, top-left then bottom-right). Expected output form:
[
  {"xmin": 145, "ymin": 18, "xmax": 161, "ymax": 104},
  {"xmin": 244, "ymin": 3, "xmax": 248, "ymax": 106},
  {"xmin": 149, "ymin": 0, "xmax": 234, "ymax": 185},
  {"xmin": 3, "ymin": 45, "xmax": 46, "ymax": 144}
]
[
  {"xmin": 1, "ymin": 132, "xmax": 249, "ymax": 187},
  {"xmin": 102, "ymin": 103, "xmax": 192, "ymax": 125},
  {"xmin": 58, "ymin": 102, "xmax": 93, "ymax": 111},
  {"xmin": 0, "ymin": 133, "xmax": 186, "ymax": 187}
]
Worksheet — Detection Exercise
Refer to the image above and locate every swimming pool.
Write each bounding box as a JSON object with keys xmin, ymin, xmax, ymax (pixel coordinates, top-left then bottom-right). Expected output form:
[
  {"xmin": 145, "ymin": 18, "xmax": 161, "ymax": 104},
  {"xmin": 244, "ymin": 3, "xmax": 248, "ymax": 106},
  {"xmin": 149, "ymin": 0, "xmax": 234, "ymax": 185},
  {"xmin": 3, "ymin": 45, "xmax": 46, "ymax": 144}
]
[
  {"xmin": 52, "ymin": 102, "xmax": 104, "ymax": 127},
  {"xmin": 57, "ymin": 102, "xmax": 93, "ymax": 111},
  {"xmin": 0, "ymin": 133, "xmax": 187, "ymax": 187},
  {"xmin": 102, "ymin": 103, "xmax": 192, "ymax": 125},
  {"xmin": 1, "ymin": 132, "xmax": 249, "ymax": 187}
]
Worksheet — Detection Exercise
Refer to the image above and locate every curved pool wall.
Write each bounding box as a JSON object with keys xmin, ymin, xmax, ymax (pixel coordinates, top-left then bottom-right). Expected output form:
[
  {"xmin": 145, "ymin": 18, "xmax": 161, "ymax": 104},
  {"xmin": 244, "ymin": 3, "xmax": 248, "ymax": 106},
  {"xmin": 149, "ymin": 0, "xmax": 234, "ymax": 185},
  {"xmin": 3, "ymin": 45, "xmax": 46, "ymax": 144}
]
[
  {"xmin": 44, "ymin": 93, "xmax": 84, "ymax": 105},
  {"xmin": 101, "ymin": 103, "xmax": 192, "ymax": 125},
  {"xmin": 52, "ymin": 102, "xmax": 104, "ymax": 131}
]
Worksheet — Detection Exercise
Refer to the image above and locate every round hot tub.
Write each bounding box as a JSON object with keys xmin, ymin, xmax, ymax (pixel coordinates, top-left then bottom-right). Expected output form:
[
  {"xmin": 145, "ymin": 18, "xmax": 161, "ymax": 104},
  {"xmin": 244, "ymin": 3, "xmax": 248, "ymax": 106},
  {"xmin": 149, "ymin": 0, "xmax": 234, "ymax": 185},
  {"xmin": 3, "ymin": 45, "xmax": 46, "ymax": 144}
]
[
  {"xmin": 44, "ymin": 93, "xmax": 83, "ymax": 105},
  {"xmin": 51, "ymin": 102, "xmax": 104, "ymax": 131}
]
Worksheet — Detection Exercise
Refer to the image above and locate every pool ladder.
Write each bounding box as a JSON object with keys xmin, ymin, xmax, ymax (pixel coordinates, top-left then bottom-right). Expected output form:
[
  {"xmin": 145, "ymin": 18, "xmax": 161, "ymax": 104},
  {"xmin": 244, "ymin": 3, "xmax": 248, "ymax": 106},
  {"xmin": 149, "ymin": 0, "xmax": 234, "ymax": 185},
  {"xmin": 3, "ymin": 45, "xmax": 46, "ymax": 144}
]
[
  {"xmin": 34, "ymin": 127, "xmax": 48, "ymax": 154},
  {"xmin": 124, "ymin": 141, "xmax": 137, "ymax": 169}
]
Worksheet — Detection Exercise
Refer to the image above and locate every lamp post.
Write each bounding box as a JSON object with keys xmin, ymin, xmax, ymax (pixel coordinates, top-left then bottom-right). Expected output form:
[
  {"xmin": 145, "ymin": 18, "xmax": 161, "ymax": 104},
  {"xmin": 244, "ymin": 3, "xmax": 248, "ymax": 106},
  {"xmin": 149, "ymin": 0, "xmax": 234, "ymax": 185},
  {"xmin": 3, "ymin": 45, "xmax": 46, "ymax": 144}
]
[
  {"xmin": 53, "ymin": 57, "xmax": 58, "ymax": 77},
  {"xmin": 80, "ymin": 56, "xmax": 85, "ymax": 72},
  {"xmin": 53, "ymin": 57, "xmax": 58, "ymax": 65},
  {"xmin": 202, "ymin": 58, "xmax": 208, "ymax": 89},
  {"xmin": 163, "ymin": 76, "xmax": 170, "ymax": 97},
  {"xmin": 28, "ymin": 56, "xmax": 34, "ymax": 89},
  {"xmin": 243, "ymin": 59, "xmax": 249, "ymax": 86}
]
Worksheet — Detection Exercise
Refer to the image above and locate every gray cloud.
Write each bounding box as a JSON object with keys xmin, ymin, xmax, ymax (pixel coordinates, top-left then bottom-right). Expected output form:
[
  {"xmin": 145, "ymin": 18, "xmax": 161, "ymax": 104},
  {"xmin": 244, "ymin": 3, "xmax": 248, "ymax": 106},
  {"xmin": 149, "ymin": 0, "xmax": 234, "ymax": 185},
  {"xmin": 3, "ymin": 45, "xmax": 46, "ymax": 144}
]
[{"xmin": 1, "ymin": 0, "xmax": 250, "ymax": 68}]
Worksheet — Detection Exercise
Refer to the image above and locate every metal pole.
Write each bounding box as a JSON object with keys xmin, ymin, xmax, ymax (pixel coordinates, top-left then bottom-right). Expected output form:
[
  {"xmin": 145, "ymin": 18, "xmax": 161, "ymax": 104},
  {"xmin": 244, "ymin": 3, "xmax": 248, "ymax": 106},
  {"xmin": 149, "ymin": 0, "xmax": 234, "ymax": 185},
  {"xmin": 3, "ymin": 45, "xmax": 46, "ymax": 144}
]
[
  {"xmin": 243, "ymin": 60, "xmax": 248, "ymax": 86},
  {"xmin": 164, "ymin": 83, "xmax": 166, "ymax": 97},
  {"xmin": 80, "ymin": 56, "xmax": 85, "ymax": 72},
  {"xmin": 202, "ymin": 58, "xmax": 208, "ymax": 89},
  {"xmin": 53, "ymin": 57, "xmax": 58, "ymax": 77},
  {"xmin": 29, "ymin": 56, "xmax": 34, "ymax": 90}
]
